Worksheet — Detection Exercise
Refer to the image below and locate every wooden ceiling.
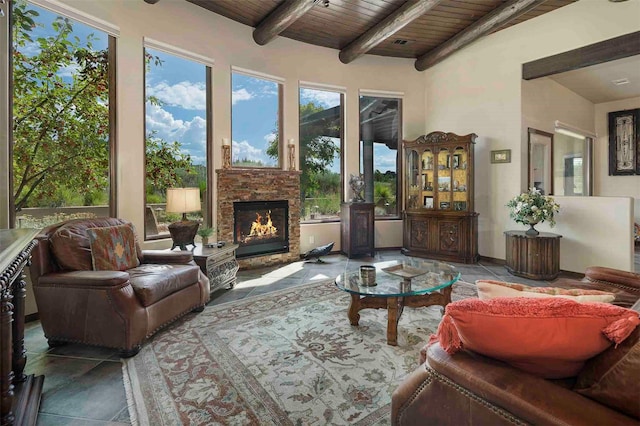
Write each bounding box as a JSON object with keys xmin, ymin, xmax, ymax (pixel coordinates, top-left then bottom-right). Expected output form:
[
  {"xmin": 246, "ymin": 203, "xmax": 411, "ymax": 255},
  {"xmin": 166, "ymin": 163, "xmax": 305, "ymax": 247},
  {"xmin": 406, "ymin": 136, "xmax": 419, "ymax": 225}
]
[{"xmin": 184, "ymin": 0, "xmax": 576, "ymax": 70}]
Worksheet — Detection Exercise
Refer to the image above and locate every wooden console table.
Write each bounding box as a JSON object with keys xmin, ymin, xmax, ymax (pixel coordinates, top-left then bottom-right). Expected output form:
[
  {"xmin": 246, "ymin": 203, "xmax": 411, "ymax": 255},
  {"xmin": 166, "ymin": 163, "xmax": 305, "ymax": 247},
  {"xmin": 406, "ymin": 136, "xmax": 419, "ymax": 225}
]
[
  {"xmin": 504, "ymin": 230, "xmax": 562, "ymax": 280},
  {"xmin": 192, "ymin": 244, "xmax": 239, "ymax": 294},
  {"xmin": 1, "ymin": 229, "xmax": 43, "ymax": 425}
]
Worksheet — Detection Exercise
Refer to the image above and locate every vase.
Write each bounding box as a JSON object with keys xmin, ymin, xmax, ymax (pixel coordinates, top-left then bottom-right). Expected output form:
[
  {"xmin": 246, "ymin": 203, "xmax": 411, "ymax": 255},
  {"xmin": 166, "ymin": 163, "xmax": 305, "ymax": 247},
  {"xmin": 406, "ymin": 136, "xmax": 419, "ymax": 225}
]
[{"xmin": 523, "ymin": 216, "xmax": 540, "ymax": 236}]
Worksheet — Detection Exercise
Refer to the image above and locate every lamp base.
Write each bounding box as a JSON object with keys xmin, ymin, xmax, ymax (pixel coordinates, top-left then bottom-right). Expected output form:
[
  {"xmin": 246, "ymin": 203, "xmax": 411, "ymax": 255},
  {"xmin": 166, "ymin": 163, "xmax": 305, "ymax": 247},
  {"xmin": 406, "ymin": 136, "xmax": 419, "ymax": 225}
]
[{"xmin": 168, "ymin": 220, "xmax": 199, "ymax": 250}]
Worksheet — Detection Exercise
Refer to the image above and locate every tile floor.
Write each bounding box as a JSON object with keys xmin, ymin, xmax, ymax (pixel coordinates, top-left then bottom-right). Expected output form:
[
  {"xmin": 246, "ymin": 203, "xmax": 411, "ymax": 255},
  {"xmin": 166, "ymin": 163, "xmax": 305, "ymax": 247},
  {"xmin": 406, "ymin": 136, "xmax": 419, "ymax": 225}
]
[{"xmin": 22, "ymin": 249, "xmax": 640, "ymax": 425}]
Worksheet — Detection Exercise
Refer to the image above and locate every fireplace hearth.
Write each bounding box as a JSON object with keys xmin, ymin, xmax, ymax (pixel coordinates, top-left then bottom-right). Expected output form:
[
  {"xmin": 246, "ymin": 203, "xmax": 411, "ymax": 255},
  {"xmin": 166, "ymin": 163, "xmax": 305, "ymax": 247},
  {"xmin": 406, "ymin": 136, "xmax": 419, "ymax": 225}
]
[{"xmin": 234, "ymin": 200, "xmax": 289, "ymax": 258}]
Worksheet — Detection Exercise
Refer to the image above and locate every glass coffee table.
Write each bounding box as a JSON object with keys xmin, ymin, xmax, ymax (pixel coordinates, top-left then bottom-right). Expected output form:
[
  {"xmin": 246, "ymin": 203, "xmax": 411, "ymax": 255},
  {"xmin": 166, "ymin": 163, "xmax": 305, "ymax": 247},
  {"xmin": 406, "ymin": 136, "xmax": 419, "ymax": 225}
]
[{"xmin": 335, "ymin": 258, "xmax": 460, "ymax": 346}]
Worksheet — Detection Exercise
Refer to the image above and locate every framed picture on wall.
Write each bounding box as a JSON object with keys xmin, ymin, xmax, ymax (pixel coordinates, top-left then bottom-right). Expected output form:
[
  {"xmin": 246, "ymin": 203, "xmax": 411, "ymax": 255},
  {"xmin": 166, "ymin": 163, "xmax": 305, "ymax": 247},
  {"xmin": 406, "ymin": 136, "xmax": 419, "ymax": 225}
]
[
  {"xmin": 490, "ymin": 149, "xmax": 511, "ymax": 164},
  {"xmin": 608, "ymin": 108, "xmax": 640, "ymax": 176}
]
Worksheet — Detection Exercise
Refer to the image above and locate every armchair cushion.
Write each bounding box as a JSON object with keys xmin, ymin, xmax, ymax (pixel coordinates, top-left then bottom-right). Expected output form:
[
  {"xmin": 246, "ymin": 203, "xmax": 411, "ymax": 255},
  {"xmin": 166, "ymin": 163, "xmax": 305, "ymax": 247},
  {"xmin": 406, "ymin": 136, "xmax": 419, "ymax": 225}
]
[
  {"xmin": 140, "ymin": 250, "xmax": 193, "ymax": 264},
  {"xmin": 128, "ymin": 263, "xmax": 200, "ymax": 307},
  {"xmin": 87, "ymin": 224, "xmax": 140, "ymax": 271},
  {"xmin": 430, "ymin": 298, "xmax": 640, "ymax": 379},
  {"xmin": 476, "ymin": 279, "xmax": 615, "ymax": 303}
]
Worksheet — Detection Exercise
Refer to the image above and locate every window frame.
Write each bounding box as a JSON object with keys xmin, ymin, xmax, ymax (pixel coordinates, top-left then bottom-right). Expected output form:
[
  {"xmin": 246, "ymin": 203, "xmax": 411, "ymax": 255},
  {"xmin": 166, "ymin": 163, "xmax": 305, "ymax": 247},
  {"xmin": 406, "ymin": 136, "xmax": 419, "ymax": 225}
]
[
  {"xmin": 358, "ymin": 92, "xmax": 403, "ymax": 220},
  {"xmin": 230, "ymin": 67, "xmax": 285, "ymax": 169},
  {"xmin": 142, "ymin": 40, "xmax": 213, "ymax": 241},
  {"xmin": 9, "ymin": 2, "xmax": 118, "ymax": 227},
  {"xmin": 298, "ymin": 83, "xmax": 345, "ymax": 224}
]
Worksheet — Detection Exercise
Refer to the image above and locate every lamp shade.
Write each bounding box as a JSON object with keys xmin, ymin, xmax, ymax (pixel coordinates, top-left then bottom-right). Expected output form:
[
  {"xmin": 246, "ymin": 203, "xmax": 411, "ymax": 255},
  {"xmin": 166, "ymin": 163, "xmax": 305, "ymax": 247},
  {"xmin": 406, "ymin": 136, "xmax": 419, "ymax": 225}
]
[{"xmin": 166, "ymin": 188, "xmax": 201, "ymax": 214}]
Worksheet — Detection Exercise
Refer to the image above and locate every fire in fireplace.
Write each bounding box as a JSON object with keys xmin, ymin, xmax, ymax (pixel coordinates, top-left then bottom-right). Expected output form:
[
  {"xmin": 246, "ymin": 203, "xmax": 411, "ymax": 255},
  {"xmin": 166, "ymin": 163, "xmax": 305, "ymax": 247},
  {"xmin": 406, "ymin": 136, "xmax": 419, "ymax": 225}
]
[{"xmin": 234, "ymin": 200, "xmax": 289, "ymax": 258}]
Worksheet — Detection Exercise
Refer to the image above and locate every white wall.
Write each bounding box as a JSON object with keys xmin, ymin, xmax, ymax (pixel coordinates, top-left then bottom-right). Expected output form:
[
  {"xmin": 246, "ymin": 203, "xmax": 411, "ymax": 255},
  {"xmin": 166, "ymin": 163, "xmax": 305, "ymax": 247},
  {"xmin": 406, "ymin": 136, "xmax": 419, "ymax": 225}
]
[
  {"xmin": 594, "ymin": 97, "xmax": 640, "ymax": 223},
  {"xmin": 424, "ymin": 0, "xmax": 640, "ymax": 269},
  {"xmin": 51, "ymin": 0, "xmax": 423, "ymax": 251},
  {"xmin": 522, "ymin": 78, "xmax": 595, "ymax": 136},
  {"xmin": 534, "ymin": 196, "xmax": 634, "ymax": 273}
]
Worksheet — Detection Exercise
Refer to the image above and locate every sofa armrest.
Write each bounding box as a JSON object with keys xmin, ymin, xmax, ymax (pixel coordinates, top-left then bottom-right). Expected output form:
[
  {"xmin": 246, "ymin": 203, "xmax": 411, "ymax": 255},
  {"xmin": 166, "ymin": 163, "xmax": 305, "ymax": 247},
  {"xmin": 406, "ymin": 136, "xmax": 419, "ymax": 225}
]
[
  {"xmin": 585, "ymin": 266, "xmax": 640, "ymax": 291},
  {"xmin": 393, "ymin": 344, "xmax": 633, "ymax": 425},
  {"xmin": 140, "ymin": 250, "xmax": 193, "ymax": 264},
  {"xmin": 38, "ymin": 271, "xmax": 130, "ymax": 288}
]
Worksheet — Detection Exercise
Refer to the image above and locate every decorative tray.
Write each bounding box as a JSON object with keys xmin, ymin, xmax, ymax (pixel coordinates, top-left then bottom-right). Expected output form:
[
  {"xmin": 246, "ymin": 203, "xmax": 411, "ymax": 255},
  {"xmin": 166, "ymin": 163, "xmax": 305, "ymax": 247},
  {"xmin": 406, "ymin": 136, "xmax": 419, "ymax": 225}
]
[{"xmin": 381, "ymin": 264, "xmax": 428, "ymax": 279}]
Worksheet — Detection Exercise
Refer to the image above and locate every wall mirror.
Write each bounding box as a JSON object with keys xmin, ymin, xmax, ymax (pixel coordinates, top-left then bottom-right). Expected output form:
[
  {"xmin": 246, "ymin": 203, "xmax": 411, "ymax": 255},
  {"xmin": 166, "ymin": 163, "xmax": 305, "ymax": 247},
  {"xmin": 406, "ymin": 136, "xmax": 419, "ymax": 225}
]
[{"xmin": 528, "ymin": 128, "xmax": 553, "ymax": 195}]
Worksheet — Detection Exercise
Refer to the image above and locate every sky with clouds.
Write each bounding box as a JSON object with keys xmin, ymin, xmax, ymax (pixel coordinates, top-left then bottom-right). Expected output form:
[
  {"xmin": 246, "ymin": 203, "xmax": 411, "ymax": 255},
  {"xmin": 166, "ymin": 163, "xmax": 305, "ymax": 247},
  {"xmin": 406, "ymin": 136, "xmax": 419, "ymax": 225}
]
[
  {"xmin": 145, "ymin": 49, "xmax": 207, "ymax": 166},
  {"xmin": 27, "ymin": 3, "xmax": 396, "ymax": 175}
]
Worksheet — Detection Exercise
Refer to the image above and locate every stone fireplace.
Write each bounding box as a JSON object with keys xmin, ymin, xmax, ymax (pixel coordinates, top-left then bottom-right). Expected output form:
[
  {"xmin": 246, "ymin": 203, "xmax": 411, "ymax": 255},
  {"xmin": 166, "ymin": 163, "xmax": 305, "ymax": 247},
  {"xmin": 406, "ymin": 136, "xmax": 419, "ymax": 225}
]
[{"xmin": 216, "ymin": 169, "xmax": 301, "ymax": 269}]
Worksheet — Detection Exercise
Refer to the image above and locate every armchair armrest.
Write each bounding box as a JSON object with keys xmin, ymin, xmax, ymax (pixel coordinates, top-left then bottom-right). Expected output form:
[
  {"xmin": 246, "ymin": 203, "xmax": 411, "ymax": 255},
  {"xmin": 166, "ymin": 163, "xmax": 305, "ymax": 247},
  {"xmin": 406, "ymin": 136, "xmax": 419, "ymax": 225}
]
[
  {"xmin": 585, "ymin": 266, "xmax": 640, "ymax": 291},
  {"xmin": 140, "ymin": 250, "xmax": 193, "ymax": 264},
  {"xmin": 414, "ymin": 344, "xmax": 634, "ymax": 426},
  {"xmin": 38, "ymin": 270, "xmax": 129, "ymax": 288}
]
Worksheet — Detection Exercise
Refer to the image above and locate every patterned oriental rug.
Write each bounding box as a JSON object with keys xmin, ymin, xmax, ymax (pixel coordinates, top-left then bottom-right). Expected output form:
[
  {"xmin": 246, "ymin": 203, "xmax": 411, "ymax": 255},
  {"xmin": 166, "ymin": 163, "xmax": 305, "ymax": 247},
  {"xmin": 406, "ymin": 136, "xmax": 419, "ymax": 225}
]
[{"xmin": 123, "ymin": 279, "xmax": 477, "ymax": 426}]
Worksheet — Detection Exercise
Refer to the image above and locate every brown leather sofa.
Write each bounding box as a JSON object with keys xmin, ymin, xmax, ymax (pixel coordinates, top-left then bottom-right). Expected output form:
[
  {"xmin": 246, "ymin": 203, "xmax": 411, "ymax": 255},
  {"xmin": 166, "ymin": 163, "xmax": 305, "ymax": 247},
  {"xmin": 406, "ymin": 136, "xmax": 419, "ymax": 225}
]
[
  {"xmin": 30, "ymin": 218, "xmax": 210, "ymax": 357},
  {"xmin": 392, "ymin": 266, "xmax": 640, "ymax": 425}
]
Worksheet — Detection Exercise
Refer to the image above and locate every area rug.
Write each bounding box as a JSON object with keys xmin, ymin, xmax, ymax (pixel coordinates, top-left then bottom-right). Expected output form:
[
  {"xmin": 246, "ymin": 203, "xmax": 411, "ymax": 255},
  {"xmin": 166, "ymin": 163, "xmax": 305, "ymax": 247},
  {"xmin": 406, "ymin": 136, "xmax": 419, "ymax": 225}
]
[{"xmin": 123, "ymin": 280, "xmax": 477, "ymax": 426}]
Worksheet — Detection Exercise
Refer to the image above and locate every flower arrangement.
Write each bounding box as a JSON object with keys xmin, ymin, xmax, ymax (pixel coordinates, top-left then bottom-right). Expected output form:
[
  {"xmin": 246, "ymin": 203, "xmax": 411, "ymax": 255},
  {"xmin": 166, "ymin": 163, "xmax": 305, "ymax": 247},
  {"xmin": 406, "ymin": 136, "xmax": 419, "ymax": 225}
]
[{"xmin": 506, "ymin": 188, "xmax": 560, "ymax": 227}]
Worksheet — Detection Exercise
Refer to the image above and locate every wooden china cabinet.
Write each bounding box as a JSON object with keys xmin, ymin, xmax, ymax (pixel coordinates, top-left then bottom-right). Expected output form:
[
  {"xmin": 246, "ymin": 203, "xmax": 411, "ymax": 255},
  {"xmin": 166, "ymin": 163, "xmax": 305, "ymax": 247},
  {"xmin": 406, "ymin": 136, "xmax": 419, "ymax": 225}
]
[{"xmin": 401, "ymin": 132, "xmax": 479, "ymax": 263}]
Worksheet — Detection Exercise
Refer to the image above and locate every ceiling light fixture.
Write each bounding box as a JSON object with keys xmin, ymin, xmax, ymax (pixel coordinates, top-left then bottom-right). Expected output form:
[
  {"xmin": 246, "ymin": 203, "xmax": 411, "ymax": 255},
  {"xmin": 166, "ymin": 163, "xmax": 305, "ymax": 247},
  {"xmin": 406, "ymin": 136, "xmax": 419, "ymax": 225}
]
[
  {"xmin": 612, "ymin": 78, "xmax": 630, "ymax": 86},
  {"xmin": 314, "ymin": 0, "xmax": 329, "ymax": 7}
]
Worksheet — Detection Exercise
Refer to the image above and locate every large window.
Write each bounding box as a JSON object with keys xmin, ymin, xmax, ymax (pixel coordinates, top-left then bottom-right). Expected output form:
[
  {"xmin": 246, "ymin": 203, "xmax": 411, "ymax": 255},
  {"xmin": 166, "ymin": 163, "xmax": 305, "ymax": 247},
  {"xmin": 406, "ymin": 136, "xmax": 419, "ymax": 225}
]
[
  {"xmin": 359, "ymin": 95, "xmax": 401, "ymax": 217},
  {"xmin": 12, "ymin": 0, "xmax": 115, "ymax": 228},
  {"xmin": 232, "ymin": 70, "xmax": 282, "ymax": 168},
  {"xmin": 144, "ymin": 45, "xmax": 210, "ymax": 239},
  {"xmin": 299, "ymin": 87, "xmax": 343, "ymax": 222}
]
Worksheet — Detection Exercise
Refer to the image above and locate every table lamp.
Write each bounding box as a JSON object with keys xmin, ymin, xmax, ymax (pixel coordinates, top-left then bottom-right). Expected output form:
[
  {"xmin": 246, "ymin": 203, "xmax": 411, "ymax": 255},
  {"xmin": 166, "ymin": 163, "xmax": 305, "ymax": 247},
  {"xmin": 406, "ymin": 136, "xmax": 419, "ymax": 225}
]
[{"xmin": 166, "ymin": 187, "xmax": 201, "ymax": 250}]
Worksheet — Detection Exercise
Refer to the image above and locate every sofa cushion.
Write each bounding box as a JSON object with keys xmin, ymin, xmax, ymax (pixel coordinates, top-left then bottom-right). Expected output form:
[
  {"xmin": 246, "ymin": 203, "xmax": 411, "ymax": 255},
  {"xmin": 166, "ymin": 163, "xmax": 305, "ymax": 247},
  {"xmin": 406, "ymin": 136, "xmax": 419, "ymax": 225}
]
[
  {"xmin": 50, "ymin": 218, "xmax": 142, "ymax": 271},
  {"xmin": 573, "ymin": 301, "xmax": 640, "ymax": 419},
  {"xmin": 87, "ymin": 224, "xmax": 140, "ymax": 271},
  {"xmin": 128, "ymin": 263, "xmax": 200, "ymax": 307},
  {"xmin": 430, "ymin": 298, "xmax": 640, "ymax": 379},
  {"xmin": 476, "ymin": 279, "xmax": 615, "ymax": 303}
]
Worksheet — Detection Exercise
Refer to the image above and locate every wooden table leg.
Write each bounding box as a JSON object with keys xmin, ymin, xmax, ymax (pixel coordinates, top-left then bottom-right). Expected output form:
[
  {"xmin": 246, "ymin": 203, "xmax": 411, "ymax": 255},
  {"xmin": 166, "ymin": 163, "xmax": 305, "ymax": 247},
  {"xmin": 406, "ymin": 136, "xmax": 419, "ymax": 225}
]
[
  {"xmin": 348, "ymin": 293, "xmax": 361, "ymax": 325},
  {"xmin": 1, "ymin": 288, "xmax": 15, "ymax": 425},
  {"xmin": 12, "ymin": 273, "xmax": 28, "ymax": 382},
  {"xmin": 387, "ymin": 296, "xmax": 400, "ymax": 346}
]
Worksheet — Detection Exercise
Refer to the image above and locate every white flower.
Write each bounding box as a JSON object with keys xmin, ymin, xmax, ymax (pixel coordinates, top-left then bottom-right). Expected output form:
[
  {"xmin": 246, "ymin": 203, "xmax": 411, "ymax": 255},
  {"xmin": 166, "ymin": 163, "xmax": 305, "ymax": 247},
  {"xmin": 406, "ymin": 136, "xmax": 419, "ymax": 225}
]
[{"xmin": 531, "ymin": 206, "xmax": 538, "ymax": 211}]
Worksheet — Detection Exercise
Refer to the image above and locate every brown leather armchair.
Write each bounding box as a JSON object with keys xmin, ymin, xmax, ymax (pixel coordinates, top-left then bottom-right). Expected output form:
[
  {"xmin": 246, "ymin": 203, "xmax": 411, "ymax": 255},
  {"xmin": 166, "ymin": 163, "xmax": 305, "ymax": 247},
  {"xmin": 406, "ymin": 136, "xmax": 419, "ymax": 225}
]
[
  {"xmin": 30, "ymin": 218, "xmax": 210, "ymax": 357},
  {"xmin": 392, "ymin": 267, "xmax": 640, "ymax": 425}
]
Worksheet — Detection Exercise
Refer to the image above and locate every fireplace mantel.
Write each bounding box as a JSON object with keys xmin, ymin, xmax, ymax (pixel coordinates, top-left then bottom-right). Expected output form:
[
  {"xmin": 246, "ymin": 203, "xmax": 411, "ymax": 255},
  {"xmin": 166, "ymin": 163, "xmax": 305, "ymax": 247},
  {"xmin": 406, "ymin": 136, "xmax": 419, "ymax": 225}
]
[{"xmin": 216, "ymin": 168, "xmax": 301, "ymax": 268}]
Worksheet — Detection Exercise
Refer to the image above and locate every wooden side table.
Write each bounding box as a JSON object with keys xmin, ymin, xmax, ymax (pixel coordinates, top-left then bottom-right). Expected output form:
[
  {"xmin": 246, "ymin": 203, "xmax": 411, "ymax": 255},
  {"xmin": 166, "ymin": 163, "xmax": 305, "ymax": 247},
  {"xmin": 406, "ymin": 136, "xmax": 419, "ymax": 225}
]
[
  {"xmin": 504, "ymin": 231, "xmax": 562, "ymax": 280},
  {"xmin": 192, "ymin": 244, "xmax": 239, "ymax": 294},
  {"xmin": 340, "ymin": 202, "xmax": 375, "ymax": 258}
]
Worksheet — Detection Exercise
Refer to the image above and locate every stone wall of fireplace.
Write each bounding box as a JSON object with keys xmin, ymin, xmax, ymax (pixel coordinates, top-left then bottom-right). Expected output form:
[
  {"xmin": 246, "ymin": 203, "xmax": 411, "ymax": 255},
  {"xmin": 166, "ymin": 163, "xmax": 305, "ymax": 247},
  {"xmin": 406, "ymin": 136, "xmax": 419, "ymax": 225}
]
[{"xmin": 216, "ymin": 169, "xmax": 301, "ymax": 269}]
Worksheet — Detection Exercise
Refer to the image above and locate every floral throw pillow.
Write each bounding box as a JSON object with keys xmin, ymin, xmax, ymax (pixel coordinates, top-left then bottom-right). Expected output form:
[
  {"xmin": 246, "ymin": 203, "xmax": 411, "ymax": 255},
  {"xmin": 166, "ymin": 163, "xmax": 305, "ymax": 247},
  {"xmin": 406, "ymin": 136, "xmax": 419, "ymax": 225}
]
[
  {"xmin": 87, "ymin": 224, "xmax": 140, "ymax": 271},
  {"xmin": 476, "ymin": 279, "xmax": 615, "ymax": 303}
]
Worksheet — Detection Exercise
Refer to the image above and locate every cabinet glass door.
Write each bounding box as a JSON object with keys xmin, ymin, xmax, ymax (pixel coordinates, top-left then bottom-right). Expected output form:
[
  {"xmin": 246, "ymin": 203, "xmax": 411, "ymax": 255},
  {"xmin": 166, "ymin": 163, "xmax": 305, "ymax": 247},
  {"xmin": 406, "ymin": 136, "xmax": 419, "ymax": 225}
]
[
  {"xmin": 436, "ymin": 148, "xmax": 451, "ymax": 210},
  {"xmin": 451, "ymin": 146, "xmax": 468, "ymax": 211},
  {"xmin": 421, "ymin": 149, "xmax": 434, "ymax": 209},
  {"xmin": 407, "ymin": 150, "xmax": 420, "ymax": 209}
]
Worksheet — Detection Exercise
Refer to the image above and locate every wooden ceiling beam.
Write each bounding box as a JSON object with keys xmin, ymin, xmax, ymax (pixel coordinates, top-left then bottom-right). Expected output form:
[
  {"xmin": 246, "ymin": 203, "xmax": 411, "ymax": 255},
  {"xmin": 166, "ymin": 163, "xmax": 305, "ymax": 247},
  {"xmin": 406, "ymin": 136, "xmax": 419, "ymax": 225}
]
[
  {"xmin": 522, "ymin": 31, "xmax": 640, "ymax": 80},
  {"xmin": 253, "ymin": 0, "xmax": 318, "ymax": 46},
  {"xmin": 339, "ymin": 0, "xmax": 443, "ymax": 64},
  {"xmin": 415, "ymin": 0, "xmax": 548, "ymax": 71}
]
